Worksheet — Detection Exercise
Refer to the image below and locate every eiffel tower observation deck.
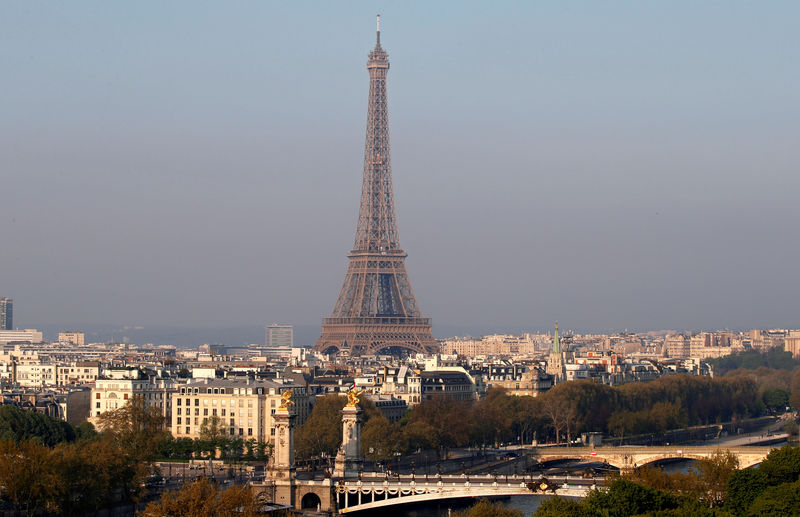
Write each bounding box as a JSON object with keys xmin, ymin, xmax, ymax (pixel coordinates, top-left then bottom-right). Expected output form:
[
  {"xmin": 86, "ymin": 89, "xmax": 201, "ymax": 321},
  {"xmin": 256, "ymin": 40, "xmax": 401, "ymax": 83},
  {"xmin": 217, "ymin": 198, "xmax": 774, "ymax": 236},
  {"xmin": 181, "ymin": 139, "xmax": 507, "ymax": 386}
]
[{"xmin": 314, "ymin": 16, "xmax": 438, "ymax": 357}]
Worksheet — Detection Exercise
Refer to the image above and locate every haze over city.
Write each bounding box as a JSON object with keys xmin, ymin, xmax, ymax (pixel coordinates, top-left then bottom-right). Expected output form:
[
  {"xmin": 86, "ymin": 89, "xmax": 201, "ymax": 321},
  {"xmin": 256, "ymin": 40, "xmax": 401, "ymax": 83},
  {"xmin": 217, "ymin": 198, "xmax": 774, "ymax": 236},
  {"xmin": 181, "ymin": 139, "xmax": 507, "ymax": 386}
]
[{"xmin": 2, "ymin": 2, "xmax": 798, "ymax": 345}]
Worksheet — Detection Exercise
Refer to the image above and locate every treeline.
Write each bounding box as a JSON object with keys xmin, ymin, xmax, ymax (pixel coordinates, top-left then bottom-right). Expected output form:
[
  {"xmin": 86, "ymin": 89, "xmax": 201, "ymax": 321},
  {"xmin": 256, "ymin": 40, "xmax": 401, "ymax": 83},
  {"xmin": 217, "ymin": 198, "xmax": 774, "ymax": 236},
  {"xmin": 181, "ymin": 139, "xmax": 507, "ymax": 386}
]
[
  {"xmin": 0, "ymin": 398, "xmax": 165, "ymax": 515},
  {"xmin": 705, "ymin": 349, "xmax": 800, "ymax": 417},
  {"xmin": 707, "ymin": 348, "xmax": 800, "ymax": 376},
  {"xmin": 294, "ymin": 374, "xmax": 766, "ymax": 461},
  {"xmin": 534, "ymin": 445, "xmax": 800, "ymax": 516}
]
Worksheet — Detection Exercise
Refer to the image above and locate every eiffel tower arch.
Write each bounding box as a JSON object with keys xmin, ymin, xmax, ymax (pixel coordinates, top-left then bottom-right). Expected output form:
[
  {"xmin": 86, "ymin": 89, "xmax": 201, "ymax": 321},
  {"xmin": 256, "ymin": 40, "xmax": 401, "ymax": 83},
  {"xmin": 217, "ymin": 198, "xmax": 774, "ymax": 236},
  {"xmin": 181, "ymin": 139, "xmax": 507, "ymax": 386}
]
[{"xmin": 314, "ymin": 17, "xmax": 437, "ymax": 357}]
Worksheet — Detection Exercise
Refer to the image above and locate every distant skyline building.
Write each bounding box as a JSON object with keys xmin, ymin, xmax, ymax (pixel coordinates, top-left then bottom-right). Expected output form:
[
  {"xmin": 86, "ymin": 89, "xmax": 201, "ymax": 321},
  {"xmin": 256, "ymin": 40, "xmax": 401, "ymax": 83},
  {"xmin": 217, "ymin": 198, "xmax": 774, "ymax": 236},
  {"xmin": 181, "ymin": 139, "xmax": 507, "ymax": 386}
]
[
  {"xmin": 314, "ymin": 16, "xmax": 437, "ymax": 357},
  {"xmin": 58, "ymin": 331, "xmax": 86, "ymax": 345},
  {"xmin": 266, "ymin": 324, "xmax": 293, "ymax": 348},
  {"xmin": 0, "ymin": 298, "xmax": 12, "ymax": 330}
]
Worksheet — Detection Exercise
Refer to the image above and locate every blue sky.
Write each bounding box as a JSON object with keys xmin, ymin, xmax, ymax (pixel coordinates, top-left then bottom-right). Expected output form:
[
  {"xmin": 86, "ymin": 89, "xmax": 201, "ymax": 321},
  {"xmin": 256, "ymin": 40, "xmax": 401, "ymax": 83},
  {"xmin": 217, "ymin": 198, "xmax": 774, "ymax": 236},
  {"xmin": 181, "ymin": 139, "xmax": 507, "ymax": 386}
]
[{"xmin": 1, "ymin": 2, "xmax": 798, "ymax": 341}]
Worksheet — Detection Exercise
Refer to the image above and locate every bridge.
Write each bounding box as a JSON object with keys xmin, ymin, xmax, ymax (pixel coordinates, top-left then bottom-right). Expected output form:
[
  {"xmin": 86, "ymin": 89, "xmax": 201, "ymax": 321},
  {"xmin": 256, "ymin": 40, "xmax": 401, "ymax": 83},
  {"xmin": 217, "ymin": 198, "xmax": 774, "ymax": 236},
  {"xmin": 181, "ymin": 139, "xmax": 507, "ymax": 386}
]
[
  {"xmin": 335, "ymin": 474, "xmax": 594, "ymax": 514},
  {"xmin": 529, "ymin": 445, "xmax": 776, "ymax": 471}
]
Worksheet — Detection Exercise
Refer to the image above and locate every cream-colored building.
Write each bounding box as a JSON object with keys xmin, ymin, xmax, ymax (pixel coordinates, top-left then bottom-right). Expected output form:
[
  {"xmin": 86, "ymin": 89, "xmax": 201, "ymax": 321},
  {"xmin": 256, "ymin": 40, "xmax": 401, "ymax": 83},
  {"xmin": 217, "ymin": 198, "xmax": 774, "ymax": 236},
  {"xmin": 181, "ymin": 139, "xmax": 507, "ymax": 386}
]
[
  {"xmin": 56, "ymin": 361, "xmax": 100, "ymax": 385},
  {"xmin": 15, "ymin": 362, "xmax": 56, "ymax": 387},
  {"xmin": 91, "ymin": 370, "xmax": 177, "ymax": 428},
  {"xmin": 171, "ymin": 378, "xmax": 309, "ymax": 445},
  {"xmin": 785, "ymin": 330, "xmax": 800, "ymax": 359},
  {"xmin": 0, "ymin": 329, "xmax": 43, "ymax": 345},
  {"xmin": 440, "ymin": 334, "xmax": 537, "ymax": 357},
  {"xmin": 58, "ymin": 331, "xmax": 85, "ymax": 345}
]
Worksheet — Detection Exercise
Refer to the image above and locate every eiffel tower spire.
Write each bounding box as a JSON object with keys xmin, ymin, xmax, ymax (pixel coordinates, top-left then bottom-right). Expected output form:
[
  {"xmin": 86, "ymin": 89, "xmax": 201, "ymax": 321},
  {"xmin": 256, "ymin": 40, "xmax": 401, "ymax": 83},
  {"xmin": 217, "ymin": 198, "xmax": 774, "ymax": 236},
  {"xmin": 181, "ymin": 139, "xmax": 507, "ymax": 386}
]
[{"xmin": 314, "ymin": 17, "xmax": 437, "ymax": 357}]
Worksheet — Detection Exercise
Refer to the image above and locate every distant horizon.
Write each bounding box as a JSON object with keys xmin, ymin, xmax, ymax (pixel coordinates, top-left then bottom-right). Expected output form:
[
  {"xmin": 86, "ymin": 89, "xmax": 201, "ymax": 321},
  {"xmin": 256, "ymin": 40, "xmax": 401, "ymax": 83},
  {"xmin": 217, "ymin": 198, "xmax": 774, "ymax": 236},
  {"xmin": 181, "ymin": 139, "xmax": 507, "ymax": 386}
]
[{"xmin": 18, "ymin": 321, "xmax": 796, "ymax": 348}]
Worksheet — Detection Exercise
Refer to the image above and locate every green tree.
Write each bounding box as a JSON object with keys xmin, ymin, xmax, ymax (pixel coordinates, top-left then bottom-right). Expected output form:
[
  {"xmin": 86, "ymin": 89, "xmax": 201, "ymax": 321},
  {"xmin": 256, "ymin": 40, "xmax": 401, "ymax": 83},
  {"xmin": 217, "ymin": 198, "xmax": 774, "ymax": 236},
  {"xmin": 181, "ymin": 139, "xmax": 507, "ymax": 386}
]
[
  {"xmin": 757, "ymin": 445, "xmax": 800, "ymax": 486},
  {"xmin": 453, "ymin": 498, "xmax": 523, "ymax": 517},
  {"xmin": 725, "ymin": 468, "xmax": 768, "ymax": 516},
  {"xmin": 745, "ymin": 479, "xmax": 800, "ymax": 517},
  {"xmin": 584, "ymin": 478, "xmax": 680, "ymax": 517},
  {"xmin": 761, "ymin": 389, "xmax": 790, "ymax": 413},
  {"xmin": 534, "ymin": 496, "xmax": 589, "ymax": 517},
  {"xmin": 0, "ymin": 404, "xmax": 76, "ymax": 446}
]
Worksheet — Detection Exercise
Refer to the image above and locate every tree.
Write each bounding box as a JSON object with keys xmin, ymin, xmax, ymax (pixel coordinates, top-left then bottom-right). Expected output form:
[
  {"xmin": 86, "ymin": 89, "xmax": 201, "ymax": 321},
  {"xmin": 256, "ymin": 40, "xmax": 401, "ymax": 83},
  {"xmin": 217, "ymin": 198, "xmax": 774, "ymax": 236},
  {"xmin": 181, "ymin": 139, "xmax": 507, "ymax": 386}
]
[
  {"xmin": 584, "ymin": 478, "xmax": 680, "ymax": 517},
  {"xmin": 725, "ymin": 468, "xmax": 768, "ymax": 516},
  {"xmin": 141, "ymin": 477, "xmax": 273, "ymax": 517},
  {"xmin": 762, "ymin": 389, "xmax": 790, "ymax": 413},
  {"xmin": 0, "ymin": 439, "xmax": 56, "ymax": 516},
  {"xmin": 757, "ymin": 445, "xmax": 800, "ymax": 486},
  {"xmin": 96, "ymin": 395, "xmax": 167, "ymax": 463},
  {"xmin": 534, "ymin": 496, "xmax": 589, "ymax": 517},
  {"xmin": 294, "ymin": 394, "xmax": 347, "ymax": 459},
  {"xmin": 453, "ymin": 498, "xmax": 523, "ymax": 517},
  {"xmin": 745, "ymin": 479, "xmax": 800, "ymax": 517},
  {"xmin": 0, "ymin": 404, "xmax": 76, "ymax": 446},
  {"xmin": 198, "ymin": 415, "xmax": 228, "ymax": 457},
  {"xmin": 693, "ymin": 450, "xmax": 739, "ymax": 507},
  {"xmin": 361, "ymin": 415, "xmax": 399, "ymax": 462}
]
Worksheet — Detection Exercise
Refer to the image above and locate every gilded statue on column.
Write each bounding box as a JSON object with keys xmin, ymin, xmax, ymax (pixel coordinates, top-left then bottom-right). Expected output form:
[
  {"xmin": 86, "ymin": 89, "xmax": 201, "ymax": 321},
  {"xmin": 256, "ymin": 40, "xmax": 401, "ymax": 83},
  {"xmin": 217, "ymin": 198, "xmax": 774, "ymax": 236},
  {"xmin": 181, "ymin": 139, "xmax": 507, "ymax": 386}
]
[
  {"xmin": 278, "ymin": 388, "xmax": 294, "ymax": 411},
  {"xmin": 345, "ymin": 387, "xmax": 364, "ymax": 408}
]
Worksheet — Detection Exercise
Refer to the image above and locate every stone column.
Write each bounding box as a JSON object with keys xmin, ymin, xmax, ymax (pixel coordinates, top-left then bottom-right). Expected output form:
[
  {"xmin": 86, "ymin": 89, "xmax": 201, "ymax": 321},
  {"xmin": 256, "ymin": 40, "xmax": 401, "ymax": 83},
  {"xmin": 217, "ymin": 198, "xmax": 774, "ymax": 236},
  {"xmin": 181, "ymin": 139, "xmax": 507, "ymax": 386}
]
[
  {"xmin": 334, "ymin": 405, "xmax": 363, "ymax": 478},
  {"xmin": 268, "ymin": 406, "xmax": 296, "ymax": 507}
]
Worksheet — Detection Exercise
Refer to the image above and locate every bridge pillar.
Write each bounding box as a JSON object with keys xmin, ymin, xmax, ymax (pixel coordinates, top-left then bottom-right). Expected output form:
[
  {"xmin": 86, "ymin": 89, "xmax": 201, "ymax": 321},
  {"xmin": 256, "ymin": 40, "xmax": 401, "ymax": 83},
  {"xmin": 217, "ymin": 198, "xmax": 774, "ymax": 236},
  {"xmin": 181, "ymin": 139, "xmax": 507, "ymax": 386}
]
[
  {"xmin": 267, "ymin": 404, "xmax": 296, "ymax": 507},
  {"xmin": 334, "ymin": 405, "xmax": 363, "ymax": 479}
]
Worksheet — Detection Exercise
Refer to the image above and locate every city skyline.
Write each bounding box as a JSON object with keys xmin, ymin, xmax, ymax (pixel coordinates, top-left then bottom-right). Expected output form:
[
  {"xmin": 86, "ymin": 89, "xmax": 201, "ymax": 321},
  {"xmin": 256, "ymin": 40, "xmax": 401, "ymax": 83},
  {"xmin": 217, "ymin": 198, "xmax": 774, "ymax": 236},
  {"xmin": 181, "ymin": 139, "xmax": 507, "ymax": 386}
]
[{"xmin": 2, "ymin": 3, "xmax": 799, "ymax": 337}]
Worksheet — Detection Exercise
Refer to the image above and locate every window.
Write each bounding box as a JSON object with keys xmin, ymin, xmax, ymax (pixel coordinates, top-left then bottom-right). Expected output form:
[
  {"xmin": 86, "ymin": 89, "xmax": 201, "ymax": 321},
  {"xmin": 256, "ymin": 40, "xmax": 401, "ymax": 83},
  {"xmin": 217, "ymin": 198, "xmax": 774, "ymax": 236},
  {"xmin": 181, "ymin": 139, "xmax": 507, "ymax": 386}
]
[
  {"xmin": 124, "ymin": 393, "xmax": 128, "ymax": 400},
  {"xmin": 195, "ymin": 408, "xmax": 199, "ymax": 416},
  {"xmin": 185, "ymin": 426, "xmax": 190, "ymax": 434},
  {"xmin": 177, "ymin": 408, "xmax": 182, "ymax": 415},
  {"xmin": 270, "ymin": 428, "xmax": 275, "ymax": 436},
  {"xmin": 194, "ymin": 399, "xmax": 199, "ymax": 406},
  {"xmin": 247, "ymin": 428, "xmax": 252, "ymax": 436},
  {"xmin": 212, "ymin": 409, "xmax": 217, "ymax": 416},
  {"xmin": 96, "ymin": 393, "xmax": 101, "ymax": 399},
  {"xmin": 230, "ymin": 418, "xmax": 235, "ymax": 426},
  {"xmin": 203, "ymin": 409, "xmax": 208, "ymax": 416},
  {"xmin": 96, "ymin": 402, "xmax": 100, "ymax": 409},
  {"xmin": 221, "ymin": 409, "xmax": 226, "ymax": 416},
  {"xmin": 177, "ymin": 398, "xmax": 181, "ymax": 405},
  {"xmin": 239, "ymin": 428, "xmax": 243, "ymax": 436},
  {"xmin": 177, "ymin": 417, "xmax": 181, "ymax": 425}
]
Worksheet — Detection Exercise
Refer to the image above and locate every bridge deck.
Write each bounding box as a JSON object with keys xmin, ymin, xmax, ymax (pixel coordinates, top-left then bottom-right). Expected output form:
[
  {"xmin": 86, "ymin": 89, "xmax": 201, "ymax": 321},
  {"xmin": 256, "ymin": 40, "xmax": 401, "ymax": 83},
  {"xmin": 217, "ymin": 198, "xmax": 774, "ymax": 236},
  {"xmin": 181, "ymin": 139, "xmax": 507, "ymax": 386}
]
[{"xmin": 336, "ymin": 475, "xmax": 596, "ymax": 513}]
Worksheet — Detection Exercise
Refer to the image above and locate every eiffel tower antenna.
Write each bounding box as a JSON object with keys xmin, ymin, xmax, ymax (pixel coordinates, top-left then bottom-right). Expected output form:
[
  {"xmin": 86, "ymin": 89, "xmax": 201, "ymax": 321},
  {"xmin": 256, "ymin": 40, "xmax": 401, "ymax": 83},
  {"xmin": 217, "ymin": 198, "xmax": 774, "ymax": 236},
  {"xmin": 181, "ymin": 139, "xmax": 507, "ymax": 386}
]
[{"xmin": 314, "ymin": 18, "xmax": 437, "ymax": 357}]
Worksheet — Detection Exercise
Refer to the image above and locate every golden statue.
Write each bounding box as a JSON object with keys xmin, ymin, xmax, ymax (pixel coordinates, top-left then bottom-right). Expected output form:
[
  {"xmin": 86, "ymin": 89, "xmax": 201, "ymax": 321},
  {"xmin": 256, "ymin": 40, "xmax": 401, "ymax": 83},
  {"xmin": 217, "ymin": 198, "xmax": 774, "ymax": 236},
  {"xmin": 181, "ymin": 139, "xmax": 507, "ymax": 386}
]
[
  {"xmin": 345, "ymin": 387, "xmax": 364, "ymax": 408},
  {"xmin": 278, "ymin": 388, "xmax": 294, "ymax": 411}
]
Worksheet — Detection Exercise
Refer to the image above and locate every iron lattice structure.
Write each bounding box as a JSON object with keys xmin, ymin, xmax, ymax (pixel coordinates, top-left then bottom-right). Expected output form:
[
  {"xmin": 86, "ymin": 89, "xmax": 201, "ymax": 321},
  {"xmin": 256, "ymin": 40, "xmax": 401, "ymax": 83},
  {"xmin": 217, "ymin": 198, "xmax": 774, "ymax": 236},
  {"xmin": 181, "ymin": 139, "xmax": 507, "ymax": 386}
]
[{"xmin": 314, "ymin": 18, "xmax": 437, "ymax": 357}]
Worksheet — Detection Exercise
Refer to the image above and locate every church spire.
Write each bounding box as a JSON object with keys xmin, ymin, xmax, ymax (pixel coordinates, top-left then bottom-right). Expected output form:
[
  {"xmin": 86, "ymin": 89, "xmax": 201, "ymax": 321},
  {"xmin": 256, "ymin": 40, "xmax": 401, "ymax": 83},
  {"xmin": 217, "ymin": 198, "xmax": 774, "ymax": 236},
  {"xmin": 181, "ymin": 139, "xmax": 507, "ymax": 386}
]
[{"xmin": 553, "ymin": 322, "xmax": 561, "ymax": 354}]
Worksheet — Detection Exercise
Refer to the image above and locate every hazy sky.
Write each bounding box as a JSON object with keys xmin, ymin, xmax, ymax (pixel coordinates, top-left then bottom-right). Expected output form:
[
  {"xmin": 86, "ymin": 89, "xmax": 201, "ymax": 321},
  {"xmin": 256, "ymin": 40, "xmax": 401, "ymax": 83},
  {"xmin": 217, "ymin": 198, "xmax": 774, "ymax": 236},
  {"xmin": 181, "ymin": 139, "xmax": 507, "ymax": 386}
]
[{"xmin": 2, "ymin": 2, "xmax": 798, "ymax": 340}]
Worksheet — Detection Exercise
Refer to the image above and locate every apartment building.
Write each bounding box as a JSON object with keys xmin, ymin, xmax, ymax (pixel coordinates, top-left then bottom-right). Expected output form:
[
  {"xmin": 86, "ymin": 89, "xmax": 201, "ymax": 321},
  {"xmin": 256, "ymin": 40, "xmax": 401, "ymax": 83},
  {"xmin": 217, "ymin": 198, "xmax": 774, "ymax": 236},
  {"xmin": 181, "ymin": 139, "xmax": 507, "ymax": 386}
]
[
  {"xmin": 91, "ymin": 369, "xmax": 177, "ymax": 427},
  {"xmin": 171, "ymin": 378, "xmax": 309, "ymax": 445}
]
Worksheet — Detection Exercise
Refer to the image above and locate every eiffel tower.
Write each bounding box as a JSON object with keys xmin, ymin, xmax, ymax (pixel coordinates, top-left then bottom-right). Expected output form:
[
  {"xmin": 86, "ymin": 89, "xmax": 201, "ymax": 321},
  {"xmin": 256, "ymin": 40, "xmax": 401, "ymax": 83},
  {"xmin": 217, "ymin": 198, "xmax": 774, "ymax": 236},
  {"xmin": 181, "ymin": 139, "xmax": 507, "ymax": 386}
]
[{"xmin": 314, "ymin": 16, "xmax": 437, "ymax": 357}]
